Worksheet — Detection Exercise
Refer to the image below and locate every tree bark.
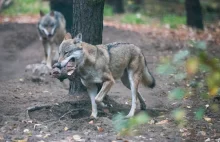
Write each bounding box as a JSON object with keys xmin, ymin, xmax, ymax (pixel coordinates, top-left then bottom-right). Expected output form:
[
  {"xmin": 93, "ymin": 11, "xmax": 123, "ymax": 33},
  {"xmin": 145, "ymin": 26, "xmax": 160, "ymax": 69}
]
[
  {"xmin": 185, "ymin": 0, "xmax": 204, "ymax": 30},
  {"xmin": 72, "ymin": 0, "xmax": 105, "ymax": 45},
  {"xmin": 69, "ymin": 0, "xmax": 105, "ymax": 95},
  {"xmin": 49, "ymin": 0, "xmax": 73, "ymax": 33},
  {"xmin": 106, "ymin": 0, "xmax": 124, "ymax": 14}
]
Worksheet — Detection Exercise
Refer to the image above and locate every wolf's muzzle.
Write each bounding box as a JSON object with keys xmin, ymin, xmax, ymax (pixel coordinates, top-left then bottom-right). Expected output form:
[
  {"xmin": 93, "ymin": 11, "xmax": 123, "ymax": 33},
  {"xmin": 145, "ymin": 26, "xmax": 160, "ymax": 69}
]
[{"xmin": 53, "ymin": 62, "xmax": 62, "ymax": 69}]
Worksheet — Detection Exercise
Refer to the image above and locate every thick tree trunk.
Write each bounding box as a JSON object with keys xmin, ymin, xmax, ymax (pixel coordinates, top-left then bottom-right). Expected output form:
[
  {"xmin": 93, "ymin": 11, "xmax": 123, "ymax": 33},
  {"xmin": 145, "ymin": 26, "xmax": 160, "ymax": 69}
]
[
  {"xmin": 68, "ymin": 0, "xmax": 105, "ymax": 95},
  {"xmin": 52, "ymin": 0, "xmax": 104, "ymax": 95},
  {"xmin": 72, "ymin": 0, "xmax": 105, "ymax": 45},
  {"xmin": 49, "ymin": 0, "xmax": 73, "ymax": 33},
  {"xmin": 106, "ymin": 0, "xmax": 124, "ymax": 14},
  {"xmin": 185, "ymin": 0, "xmax": 204, "ymax": 30}
]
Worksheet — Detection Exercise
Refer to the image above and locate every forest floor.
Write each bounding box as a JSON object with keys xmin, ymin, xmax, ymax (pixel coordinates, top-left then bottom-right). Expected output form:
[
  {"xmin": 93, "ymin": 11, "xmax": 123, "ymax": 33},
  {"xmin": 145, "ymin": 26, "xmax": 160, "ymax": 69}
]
[{"xmin": 0, "ymin": 18, "xmax": 220, "ymax": 142}]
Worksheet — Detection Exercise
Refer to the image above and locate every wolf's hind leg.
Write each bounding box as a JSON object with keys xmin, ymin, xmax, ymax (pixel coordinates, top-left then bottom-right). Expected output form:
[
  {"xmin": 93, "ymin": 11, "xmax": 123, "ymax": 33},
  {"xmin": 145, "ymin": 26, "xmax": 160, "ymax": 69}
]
[
  {"xmin": 53, "ymin": 44, "xmax": 59, "ymax": 61},
  {"xmin": 121, "ymin": 70, "xmax": 147, "ymax": 111}
]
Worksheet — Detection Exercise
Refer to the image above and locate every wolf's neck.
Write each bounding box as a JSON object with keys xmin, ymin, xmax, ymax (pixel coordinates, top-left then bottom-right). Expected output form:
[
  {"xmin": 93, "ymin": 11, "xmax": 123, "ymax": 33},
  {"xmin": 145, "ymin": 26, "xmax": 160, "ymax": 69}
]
[{"xmin": 77, "ymin": 42, "xmax": 97, "ymax": 66}]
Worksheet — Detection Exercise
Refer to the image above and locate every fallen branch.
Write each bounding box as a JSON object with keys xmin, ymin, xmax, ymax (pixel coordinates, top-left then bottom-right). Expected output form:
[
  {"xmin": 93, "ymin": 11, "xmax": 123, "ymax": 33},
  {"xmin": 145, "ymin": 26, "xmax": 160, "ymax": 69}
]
[{"xmin": 26, "ymin": 104, "xmax": 53, "ymax": 119}]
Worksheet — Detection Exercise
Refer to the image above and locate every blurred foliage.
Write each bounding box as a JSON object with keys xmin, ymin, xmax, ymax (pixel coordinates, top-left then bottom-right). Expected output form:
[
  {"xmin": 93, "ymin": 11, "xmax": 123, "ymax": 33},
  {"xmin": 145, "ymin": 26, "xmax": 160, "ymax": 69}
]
[
  {"xmin": 121, "ymin": 13, "xmax": 146, "ymax": 24},
  {"xmin": 104, "ymin": 4, "xmax": 114, "ymax": 17},
  {"xmin": 104, "ymin": 0, "xmax": 219, "ymax": 27},
  {"xmin": 112, "ymin": 112, "xmax": 150, "ymax": 136},
  {"xmin": 161, "ymin": 14, "xmax": 186, "ymax": 28},
  {"xmin": 2, "ymin": 0, "xmax": 49, "ymax": 16},
  {"xmin": 156, "ymin": 40, "xmax": 220, "ymax": 125}
]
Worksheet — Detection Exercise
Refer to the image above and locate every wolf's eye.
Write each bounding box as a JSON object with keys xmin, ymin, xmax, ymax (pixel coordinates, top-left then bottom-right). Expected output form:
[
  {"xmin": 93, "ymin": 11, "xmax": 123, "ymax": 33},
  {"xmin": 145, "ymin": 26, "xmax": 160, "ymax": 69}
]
[{"xmin": 64, "ymin": 51, "xmax": 68, "ymax": 55}]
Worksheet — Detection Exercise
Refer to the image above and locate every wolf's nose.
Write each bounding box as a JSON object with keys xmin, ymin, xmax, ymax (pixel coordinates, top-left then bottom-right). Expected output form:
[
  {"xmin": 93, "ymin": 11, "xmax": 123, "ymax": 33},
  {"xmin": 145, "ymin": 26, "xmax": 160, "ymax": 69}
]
[
  {"xmin": 53, "ymin": 62, "xmax": 62, "ymax": 69},
  {"xmin": 48, "ymin": 34, "xmax": 53, "ymax": 37}
]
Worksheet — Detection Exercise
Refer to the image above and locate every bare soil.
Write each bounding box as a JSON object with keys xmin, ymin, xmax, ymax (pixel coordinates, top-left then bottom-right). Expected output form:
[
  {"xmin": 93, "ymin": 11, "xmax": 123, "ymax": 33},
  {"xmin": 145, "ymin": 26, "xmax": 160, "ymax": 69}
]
[{"xmin": 0, "ymin": 23, "xmax": 219, "ymax": 142}]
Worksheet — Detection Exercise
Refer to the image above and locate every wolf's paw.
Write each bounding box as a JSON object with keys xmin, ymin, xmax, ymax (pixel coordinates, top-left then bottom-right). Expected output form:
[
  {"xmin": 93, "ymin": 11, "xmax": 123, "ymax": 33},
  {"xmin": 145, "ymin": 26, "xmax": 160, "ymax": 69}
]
[
  {"xmin": 90, "ymin": 113, "xmax": 97, "ymax": 119},
  {"xmin": 125, "ymin": 112, "xmax": 135, "ymax": 118}
]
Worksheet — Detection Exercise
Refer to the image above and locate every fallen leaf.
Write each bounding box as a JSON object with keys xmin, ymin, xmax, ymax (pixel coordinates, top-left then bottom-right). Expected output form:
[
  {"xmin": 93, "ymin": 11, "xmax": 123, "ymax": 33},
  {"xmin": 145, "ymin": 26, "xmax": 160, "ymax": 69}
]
[
  {"xmin": 156, "ymin": 119, "xmax": 168, "ymax": 125},
  {"xmin": 97, "ymin": 126, "xmax": 104, "ymax": 132},
  {"xmin": 209, "ymin": 86, "xmax": 218, "ymax": 96},
  {"xmin": 13, "ymin": 139, "xmax": 28, "ymax": 142},
  {"xmin": 197, "ymin": 131, "xmax": 206, "ymax": 136},
  {"xmin": 19, "ymin": 78, "xmax": 24, "ymax": 82},
  {"xmin": 205, "ymin": 104, "xmax": 209, "ymax": 108},
  {"xmin": 204, "ymin": 116, "xmax": 212, "ymax": 122},
  {"xmin": 89, "ymin": 120, "xmax": 94, "ymax": 124},
  {"xmin": 23, "ymin": 129, "xmax": 30, "ymax": 133},
  {"xmin": 186, "ymin": 57, "xmax": 199, "ymax": 75},
  {"xmin": 148, "ymin": 119, "xmax": 156, "ymax": 124},
  {"xmin": 205, "ymin": 138, "xmax": 211, "ymax": 142},
  {"xmin": 34, "ymin": 124, "xmax": 41, "ymax": 130},
  {"xmin": 103, "ymin": 108, "xmax": 110, "ymax": 113},
  {"xmin": 73, "ymin": 135, "xmax": 82, "ymax": 141},
  {"xmin": 64, "ymin": 127, "xmax": 68, "ymax": 131},
  {"xmin": 44, "ymin": 133, "xmax": 51, "ymax": 138},
  {"xmin": 36, "ymin": 135, "xmax": 42, "ymax": 138}
]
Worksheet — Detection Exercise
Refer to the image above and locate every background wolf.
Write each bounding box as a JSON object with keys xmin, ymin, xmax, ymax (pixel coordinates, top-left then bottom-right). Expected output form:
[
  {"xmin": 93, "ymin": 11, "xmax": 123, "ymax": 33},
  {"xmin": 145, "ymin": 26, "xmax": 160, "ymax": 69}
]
[
  {"xmin": 54, "ymin": 33, "xmax": 155, "ymax": 119},
  {"xmin": 37, "ymin": 10, "xmax": 66, "ymax": 69}
]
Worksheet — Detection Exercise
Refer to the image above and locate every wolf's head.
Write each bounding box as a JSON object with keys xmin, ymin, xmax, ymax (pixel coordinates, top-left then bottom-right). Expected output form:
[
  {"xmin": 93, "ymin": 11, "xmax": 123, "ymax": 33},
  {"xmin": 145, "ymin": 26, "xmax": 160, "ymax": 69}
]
[
  {"xmin": 38, "ymin": 10, "xmax": 58, "ymax": 39},
  {"xmin": 52, "ymin": 33, "xmax": 83, "ymax": 76}
]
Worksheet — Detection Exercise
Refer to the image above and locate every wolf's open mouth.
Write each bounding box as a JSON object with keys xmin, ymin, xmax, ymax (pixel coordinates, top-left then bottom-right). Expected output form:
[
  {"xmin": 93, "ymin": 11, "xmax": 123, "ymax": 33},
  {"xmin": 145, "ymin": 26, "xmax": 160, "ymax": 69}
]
[{"xmin": 66, "ymin": 59, "xmax": 76, "ymax": 76}]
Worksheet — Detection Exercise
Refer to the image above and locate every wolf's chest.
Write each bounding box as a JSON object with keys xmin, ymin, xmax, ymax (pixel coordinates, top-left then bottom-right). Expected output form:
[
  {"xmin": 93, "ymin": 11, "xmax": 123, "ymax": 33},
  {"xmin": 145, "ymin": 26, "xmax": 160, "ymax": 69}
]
[{"xmin": 78, "ymin": 66, "xmax": 103, "ymax": 83}]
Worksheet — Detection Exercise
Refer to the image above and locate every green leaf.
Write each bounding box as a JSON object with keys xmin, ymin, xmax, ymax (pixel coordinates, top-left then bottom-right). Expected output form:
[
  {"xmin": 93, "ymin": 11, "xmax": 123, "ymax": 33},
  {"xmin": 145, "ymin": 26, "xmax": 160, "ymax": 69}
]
[
  {"xmin": 168, "ymin": 88, "xmax": 186, "ymax": 100},
  {"xmin": 199, "ymin": 64, "xmax": 211, "ymax": 72},
  {"xmin": 132, "ymin": 112, "xmax": 150, "ymax": 125},
  {"xmin": 174, "ymin": 73, "xmax": 187, "ymax": 80},
  {"xmin": 112, "ymin": 113, "xmax": 128, "ymax": 132},
  {"xmin": 172, "ymin": 108, "xmax": 186, "ymax": 121},
  {"xmin": 195, "ymin": 41, "xmax": 207, "ymax": 50},
  {"xmin": 173, "ymin": 50, "xmax": 189, "ymax": 63},
  {"xmin": 156, "ymin": 63, "xmax": 176, "ymax": 75},
  {"xmin": 195, "ymin": 108, "xmax": 205, "ymax": 120}
]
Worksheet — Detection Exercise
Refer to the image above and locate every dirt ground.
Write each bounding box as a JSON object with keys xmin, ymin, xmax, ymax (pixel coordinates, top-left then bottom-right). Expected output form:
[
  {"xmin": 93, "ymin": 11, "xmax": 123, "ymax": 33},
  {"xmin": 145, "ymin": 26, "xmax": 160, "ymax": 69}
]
[{"xmin": 0, "ymin": 23, "xmax": 219, "ymax": 142}]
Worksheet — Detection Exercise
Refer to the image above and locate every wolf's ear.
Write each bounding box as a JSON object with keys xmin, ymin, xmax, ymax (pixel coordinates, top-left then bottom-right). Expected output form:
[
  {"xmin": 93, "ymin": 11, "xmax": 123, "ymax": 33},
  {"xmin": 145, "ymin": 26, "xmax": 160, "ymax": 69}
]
[
  {"xmin": 64, "ymin": 33, "xmax": 72, "ymax": 40},
  {"xmin": 74, "ymin": 33, "xmax": 82, "ymax": 43},
  {"xmin": 50, "ymin": 11, "xmax": 55, "ymax": 17},
  {"xmin": 40, "ymin": 10, "xmax": 45, "ymax": 17}
]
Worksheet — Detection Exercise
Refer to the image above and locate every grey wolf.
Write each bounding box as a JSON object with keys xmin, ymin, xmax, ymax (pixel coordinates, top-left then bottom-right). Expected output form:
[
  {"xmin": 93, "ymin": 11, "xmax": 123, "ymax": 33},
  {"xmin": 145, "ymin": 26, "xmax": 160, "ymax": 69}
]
[
  {"xmin": 37, "ymin": 10, "xmax": 66, "ymax": 69},
  {"xmin": 53, "ymin": 33, "xmax": 155, "ymax": 118}
]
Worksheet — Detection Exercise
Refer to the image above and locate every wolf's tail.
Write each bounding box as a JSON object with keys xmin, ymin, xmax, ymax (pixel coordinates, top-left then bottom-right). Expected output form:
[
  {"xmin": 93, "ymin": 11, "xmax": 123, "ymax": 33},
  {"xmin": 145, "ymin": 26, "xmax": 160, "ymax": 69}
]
[{"xmin": 142, "ymin": 59, "xmax": 155, "ymax": 88}]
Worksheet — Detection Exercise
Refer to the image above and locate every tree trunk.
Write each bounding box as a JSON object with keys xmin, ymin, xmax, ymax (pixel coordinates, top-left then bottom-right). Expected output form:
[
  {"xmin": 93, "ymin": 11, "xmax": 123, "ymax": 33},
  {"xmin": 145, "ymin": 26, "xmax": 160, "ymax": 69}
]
[
  {"xmin": 185, "ymin": 0, "xmax": 204, "ymax": 30},
  {"xmin": 72, "ymin": 0, "xmax": 105, "ymax": 45},
  {"xmin": 52, "ymin": 0, "xmax": 104, "ymax": 95},
  {"xmin": 49, "ymin": 0, "xmax": 73, "ymax": 33},
  {"xmin": 68, "ymin": 0, "xmax": 105, "ymax": 95},
  {"xmin": 106, "ymin": 0, "xmax": 124, "ymax": 14}
]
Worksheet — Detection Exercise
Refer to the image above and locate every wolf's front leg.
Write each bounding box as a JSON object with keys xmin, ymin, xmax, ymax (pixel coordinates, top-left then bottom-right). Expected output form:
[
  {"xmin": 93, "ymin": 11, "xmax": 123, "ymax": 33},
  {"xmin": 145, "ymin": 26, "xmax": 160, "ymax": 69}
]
[
  {"xmin": 81, "ymin": 80, "xmax": 98, "ymax": 118},
  {"xmin": 87, "ymin": 85, "xmax": 98, "ymax": 119},
  {"xmin": 41, "ymin": 41, "xmax": 48, "ymax": 64},
  {"xmin": 95, "ymin": 79, "xmax": 114, "ymax": 105},
  {"xmin": 45, "ymin": 43, "xmax": 52, "ymax": 69}
]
